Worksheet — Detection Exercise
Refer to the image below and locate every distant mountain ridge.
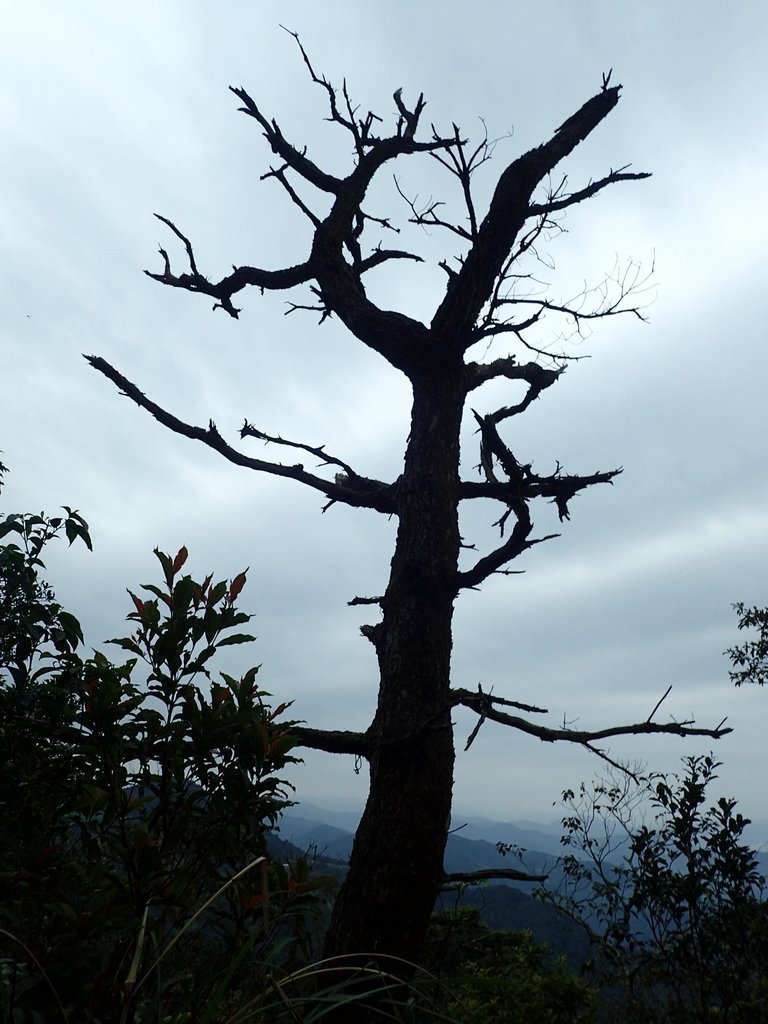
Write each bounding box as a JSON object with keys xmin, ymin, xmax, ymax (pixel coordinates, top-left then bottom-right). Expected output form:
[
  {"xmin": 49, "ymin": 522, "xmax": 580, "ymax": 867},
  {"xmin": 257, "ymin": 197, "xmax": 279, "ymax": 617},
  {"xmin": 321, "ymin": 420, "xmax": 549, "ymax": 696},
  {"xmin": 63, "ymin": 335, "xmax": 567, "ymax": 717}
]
[
  {"xmin": 278, "ymin": 807, "xmax": 561, "ymax": 892},
  {"xmin": 282, "ymin": 803, "xmax": 566, "ymax": 854},
  {"xmin": 278, "ymin": 802, "xmax": 768, "ymax": 900},
  {"xmin": 273, "ymin": 802, "xmax": 768, "ymax": 967},
  {"xmin": 288, "ymin": 801, "xmax": 768, "ymax": 847},
  {"xmin": 275, "ymin": 805, "xmax": 582, "ymax": 961}
]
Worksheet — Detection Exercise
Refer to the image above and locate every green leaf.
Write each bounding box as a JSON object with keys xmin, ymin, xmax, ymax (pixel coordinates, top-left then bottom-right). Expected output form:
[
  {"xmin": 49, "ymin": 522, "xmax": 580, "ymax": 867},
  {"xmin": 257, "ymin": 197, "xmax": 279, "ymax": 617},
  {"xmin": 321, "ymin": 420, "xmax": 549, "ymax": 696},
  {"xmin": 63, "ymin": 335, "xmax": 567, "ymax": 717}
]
[
  {"xmin": 57, "ymin": 610, "xmax": 84, "ymax": 646},
  {"xmin": 108, "ymin": 637, "xmax": 144, "ymax": 656},
  {"xmin": 154, "ymin": 548, "xmax": 174, "ymax": 587},
  {"xmin": 217, "ymin": 633, "xmax": 258, "ymax": 647}
]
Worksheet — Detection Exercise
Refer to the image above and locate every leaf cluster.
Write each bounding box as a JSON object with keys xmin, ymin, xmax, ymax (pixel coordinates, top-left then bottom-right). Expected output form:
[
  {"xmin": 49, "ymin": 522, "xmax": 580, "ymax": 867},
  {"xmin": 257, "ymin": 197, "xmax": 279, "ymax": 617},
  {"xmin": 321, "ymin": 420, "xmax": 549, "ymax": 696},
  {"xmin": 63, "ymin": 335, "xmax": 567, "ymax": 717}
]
[
  {"xmin": 0, "ymin": 486, "xmax": 329, "ymax": 1022},
  {"xmin": 727, "ymin": 602, "xmax": 768, "ymax": 688},
  {"xmin": 424, "ymin": 906, "xmax": 596, "ymax": 1023},
  {"xmin": 0, "ymin": 502, "xmax": 90, "ymax": 698},
  {"xmin": 548, "ymin": 756, "xmax": 768, "ymax": 1023}
]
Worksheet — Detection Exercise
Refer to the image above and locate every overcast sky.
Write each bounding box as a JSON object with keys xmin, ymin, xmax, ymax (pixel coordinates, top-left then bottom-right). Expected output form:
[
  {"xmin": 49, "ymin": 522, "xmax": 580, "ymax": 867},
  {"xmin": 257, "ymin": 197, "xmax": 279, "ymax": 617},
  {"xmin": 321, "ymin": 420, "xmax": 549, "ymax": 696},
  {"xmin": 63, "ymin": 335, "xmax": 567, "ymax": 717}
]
[{"xmin": 2, "ymin": 2, "xmax": 767, "ymax": 832}]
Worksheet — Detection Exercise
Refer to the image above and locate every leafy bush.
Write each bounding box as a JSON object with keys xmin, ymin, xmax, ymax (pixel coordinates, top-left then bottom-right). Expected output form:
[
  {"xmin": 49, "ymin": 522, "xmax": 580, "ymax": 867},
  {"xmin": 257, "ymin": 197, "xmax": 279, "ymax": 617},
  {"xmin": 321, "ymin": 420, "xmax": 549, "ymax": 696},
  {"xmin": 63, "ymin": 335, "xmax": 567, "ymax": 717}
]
[
  {"xmin": 424, "ymin": 905, "xmax": 597, "ymax": 1023},
  {"xmin": 727, "ymin": 602, "xmax": 768, "ymax": 688},
  {"xmin": 547, "ymin": 756, "xmax": 768, "ymax": 1023},
  {"xmin": 0, "ymin": 468, "xmax": 328, "ymax": 1022}
]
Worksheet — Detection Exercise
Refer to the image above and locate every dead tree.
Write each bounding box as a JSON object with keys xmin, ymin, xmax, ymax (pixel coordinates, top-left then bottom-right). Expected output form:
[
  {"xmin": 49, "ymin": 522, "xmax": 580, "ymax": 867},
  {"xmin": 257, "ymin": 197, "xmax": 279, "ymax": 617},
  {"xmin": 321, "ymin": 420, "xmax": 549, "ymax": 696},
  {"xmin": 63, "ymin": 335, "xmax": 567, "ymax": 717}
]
[{"xmin": 88, "ymin": 38, "xmax": 730, "ymax": 968}]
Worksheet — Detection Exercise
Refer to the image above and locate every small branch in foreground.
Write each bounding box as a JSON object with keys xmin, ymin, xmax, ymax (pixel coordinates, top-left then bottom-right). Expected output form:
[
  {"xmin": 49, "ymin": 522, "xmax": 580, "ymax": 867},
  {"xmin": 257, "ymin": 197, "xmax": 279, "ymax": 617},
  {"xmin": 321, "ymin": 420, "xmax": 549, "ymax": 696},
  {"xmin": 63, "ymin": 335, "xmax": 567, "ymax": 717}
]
[{"xmin": 442, "ymin": 867, "xmax": 548, "ymax": 886}]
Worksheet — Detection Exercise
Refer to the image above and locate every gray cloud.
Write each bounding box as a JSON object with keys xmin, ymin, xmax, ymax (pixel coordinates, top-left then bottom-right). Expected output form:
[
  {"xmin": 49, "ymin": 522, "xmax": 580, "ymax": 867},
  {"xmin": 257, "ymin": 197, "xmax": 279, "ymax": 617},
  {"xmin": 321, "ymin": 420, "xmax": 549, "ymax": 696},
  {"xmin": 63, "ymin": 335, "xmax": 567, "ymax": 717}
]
[{"xmin": 2, "ymin": 0, "xmax": 766, "ymax": 825}]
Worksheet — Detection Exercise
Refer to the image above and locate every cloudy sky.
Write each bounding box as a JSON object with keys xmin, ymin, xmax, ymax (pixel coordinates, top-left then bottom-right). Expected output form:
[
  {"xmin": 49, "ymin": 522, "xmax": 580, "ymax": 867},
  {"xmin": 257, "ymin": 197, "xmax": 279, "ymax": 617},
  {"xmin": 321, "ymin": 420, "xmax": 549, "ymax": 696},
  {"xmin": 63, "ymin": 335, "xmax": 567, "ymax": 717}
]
[{"xmin": 2, "ymin": 1, "xmax": 767, "ymax": 831}]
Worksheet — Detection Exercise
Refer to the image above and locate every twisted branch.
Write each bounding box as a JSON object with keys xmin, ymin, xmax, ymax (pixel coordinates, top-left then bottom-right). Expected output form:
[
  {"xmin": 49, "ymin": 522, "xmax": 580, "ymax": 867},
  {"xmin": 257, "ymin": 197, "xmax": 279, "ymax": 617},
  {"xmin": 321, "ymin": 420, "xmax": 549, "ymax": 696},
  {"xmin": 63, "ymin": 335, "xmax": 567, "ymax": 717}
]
[
  {"xmin": 451, "ymin": 686, "xmax": 732, "ymax": 751},
  {"xmin": 84, "ymin": 356, "xmax": 397, "ymax": 514}
]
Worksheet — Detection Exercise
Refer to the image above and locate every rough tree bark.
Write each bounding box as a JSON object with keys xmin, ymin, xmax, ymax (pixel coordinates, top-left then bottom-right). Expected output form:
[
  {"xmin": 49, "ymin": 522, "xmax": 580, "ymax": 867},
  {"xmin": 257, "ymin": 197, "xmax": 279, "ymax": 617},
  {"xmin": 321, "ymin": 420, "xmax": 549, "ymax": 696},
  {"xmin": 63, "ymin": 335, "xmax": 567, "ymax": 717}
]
[{"xmin": 87, "ymin": 41, "xmax": 729, "ymax": 969}]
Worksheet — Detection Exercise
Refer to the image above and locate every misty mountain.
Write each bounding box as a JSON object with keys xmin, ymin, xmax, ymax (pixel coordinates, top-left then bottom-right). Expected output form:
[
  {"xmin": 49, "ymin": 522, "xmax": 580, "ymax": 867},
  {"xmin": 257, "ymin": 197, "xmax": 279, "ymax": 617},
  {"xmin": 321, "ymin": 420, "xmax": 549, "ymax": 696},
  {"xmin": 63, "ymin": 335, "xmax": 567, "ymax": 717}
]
[
  {"xmin": 276, "ymin": 802, "xmax": 768, "ymax": 954},
  {"xmin": 279, "ymin": 806, "xmax": 563, "ymax": 891},
  {"xmin": 275, "ymin": 806, "xmax": 582, "ymax": 961}
]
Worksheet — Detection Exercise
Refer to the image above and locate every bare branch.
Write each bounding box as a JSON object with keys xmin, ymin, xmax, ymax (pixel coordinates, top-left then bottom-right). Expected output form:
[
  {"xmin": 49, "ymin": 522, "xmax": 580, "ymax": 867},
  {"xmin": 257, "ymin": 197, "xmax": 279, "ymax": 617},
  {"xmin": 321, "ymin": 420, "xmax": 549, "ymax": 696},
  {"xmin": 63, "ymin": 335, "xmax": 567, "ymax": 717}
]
[
  {"xmin": 283, "ymin": 26, "xmax": 354, "ymax": 129},
  {"xmin": 473, "ymin": 214, "xmax": 554, "ymax": 340},
  {"xmin": 229, "ymin": 83, "xmax": 342, "ymax": 195},
  {"xmin": 432, "ymin": 83, "xmax": 639, "ymax": 341},
  {"xmin": 464, "ymin": 707, "xmax": 486, "ymax": 750},
  {"xmin": 85, "ymin": 356, "xmax": 397, "ymax": 514},
  {"xmin": 472, "ymin": 247, "xmax": 653, "ymax": 362},
  {"xmin": 456, "ymin": 455, "xmax": 620, "ymax": 590},
  {"xmin": 443, "ymin": 867, "xmax": 548, "ymax": 885},
  {"xmin": 529, "ymin": 167, "xmax": 651, "ymax": 216},
  {"xmin": 394, "ymin": 177, "xmax": 474, "ymax": 242},
  {"xmin": 285, "ymin": 296, "xmax": 332, "ymax": 322},
  {"xmin": 356, "ymin": 247, "xmax": 424, "ymax": 274},
  {"xmin": 290, "ymin": 725, "xmax": 371, "ymax": 756},
  {"xmin": 147, "ymin": 49, "xmax": 455, "ymax": 372},
  {"xmin": 145, "ymin": 215, "xmax": 314, "ymax": 319},
  {"xmin": 452, "ymin": 686, "xmax": 547, "ymax": 716},
  {"xmin": 494, "ymin": 264, "xmax": 653, "ymax": 330},
  {"xmin": 647, "ymin": 684, "xmax": 673, "ymax": 722},
  {"xmin": 156, "ymin": 212, "xmax": 200, "ymax": 275},
  {"xmin": 428, "ymin": 121, "xmax": 505, "ymax": 241},
  {"xmin": 393, "ymin": 122, "xmax": 498, "ymax": 245},
  {"xmin": 451, "ymin": 687, "xmax": 733, "ymax": 745},
  {"xmin": 461, "ymin": 467, "xmax": 621, "ymax": 507},
  {"xmin": 393, "ymin": 87, "xmax": 427, "ymax": 140},
  {"xmin": 460, "ymin": 684, "xmax": 547, "ymax": 750},
  {"xmin": 580, "ymin": 743, "xmax": 643, "ymax": 779},
  {"xmin": 240, "ymin": 421, "xmax": 358, "ymax": 477},
  {"xmin": 456, "ymin": 523, "xmax": 558, "ymax": 592},
  {"xmin": 260, "ymin": 163, "xmax": 322, "ymax": 227},
  {"xmin": 465, "ymin": 357, "xmax": 563, "ymax": 401}
]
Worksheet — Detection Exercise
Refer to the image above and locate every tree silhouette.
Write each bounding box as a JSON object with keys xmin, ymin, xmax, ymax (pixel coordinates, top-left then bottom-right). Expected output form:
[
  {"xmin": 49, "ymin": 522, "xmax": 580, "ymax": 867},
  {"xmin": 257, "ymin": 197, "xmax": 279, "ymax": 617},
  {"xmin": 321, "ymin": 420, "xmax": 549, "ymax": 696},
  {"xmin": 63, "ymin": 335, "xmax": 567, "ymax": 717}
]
[{"xmin": 88, "ymin": 37, "xmax": 729, "ymax": 967}]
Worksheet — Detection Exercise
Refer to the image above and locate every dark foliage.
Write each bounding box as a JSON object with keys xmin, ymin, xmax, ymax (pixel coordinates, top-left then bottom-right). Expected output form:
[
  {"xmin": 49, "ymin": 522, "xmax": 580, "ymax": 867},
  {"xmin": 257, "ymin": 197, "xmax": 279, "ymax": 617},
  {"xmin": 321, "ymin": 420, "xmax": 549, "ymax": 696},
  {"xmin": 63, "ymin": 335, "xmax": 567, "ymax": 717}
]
[
  {"xmin": 727, "ymin": 602, "xmax": 768, "ymax": 687},
  {"xmin": 0, "ymin": 470, "xmax": 327, "ymax": 1022},
  {"xmin": 424, "ymin": 905, "xmax": 597, "ymax": 1023},
  {"xmin": 546, "ymin": 756, "xmax": 768, "ymax": 1022}
]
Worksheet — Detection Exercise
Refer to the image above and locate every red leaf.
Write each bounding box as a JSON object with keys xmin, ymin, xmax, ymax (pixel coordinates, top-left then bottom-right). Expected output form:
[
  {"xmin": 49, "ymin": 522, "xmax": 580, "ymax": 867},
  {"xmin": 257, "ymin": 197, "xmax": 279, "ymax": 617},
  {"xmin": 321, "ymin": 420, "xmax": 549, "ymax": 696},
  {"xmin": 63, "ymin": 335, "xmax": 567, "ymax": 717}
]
[
  {"xmin": 172, "ymin": 546, "xmax": 189, "ymax": 574},
  {"xmin": 229, "ymin": 570, "xmax": 247, "ymax": 602}
]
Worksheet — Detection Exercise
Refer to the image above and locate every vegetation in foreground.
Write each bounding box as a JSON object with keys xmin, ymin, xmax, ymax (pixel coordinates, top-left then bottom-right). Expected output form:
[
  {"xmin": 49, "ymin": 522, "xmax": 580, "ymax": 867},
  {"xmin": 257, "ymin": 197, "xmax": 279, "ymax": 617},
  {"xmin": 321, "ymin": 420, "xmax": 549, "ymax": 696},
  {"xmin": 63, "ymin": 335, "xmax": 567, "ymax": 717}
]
[
  {"xmin": 1, "ymin": 466, "xmax": 766, "ymax": 1022},
  {"xmin": 545, "ymin": 757, "xmax": 768, "ymax": 1022}
]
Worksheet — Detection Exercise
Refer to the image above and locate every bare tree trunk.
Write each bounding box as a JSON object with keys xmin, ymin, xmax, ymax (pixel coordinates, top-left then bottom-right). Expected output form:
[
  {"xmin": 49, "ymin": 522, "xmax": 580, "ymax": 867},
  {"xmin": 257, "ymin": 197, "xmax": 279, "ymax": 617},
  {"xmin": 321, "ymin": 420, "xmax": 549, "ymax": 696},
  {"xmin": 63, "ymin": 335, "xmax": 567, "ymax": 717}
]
[
  {"xmin": 323, "ymin": 367, "xmax": 463, "ymax": 963},
  {"xmin": 87, "ymin": 49, "xmax": 732, "ymax": 978}
]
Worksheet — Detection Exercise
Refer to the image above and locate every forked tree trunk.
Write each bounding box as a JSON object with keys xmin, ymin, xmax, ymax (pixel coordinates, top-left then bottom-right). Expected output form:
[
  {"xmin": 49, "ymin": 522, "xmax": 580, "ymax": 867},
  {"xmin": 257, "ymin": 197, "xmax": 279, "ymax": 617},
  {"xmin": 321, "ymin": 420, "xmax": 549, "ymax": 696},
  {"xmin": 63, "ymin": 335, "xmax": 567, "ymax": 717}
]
[
  {"xmin": 88, "ymin": 61, "xmax": 728, "ymax": 989},
  {"xmin": 322, "ymin": 366, "xmax": 464, "ymax": 964}
]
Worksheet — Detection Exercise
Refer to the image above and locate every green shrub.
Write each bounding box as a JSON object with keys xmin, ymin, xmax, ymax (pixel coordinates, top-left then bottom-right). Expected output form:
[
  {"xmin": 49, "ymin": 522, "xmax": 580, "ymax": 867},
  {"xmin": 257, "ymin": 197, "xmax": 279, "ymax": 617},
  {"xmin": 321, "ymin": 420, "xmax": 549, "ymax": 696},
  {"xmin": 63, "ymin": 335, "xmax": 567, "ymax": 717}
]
[
  {"xmin": 0, "ymin": 469, "xmax": 328, "ymax": 1022},
  {"xmin": 548, "ymin": 757, "xmax": 768, "ymax": 1023},
  {"xmin": 425, "ymin": 905, "xmax": 597, "ymax": 1023}
]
